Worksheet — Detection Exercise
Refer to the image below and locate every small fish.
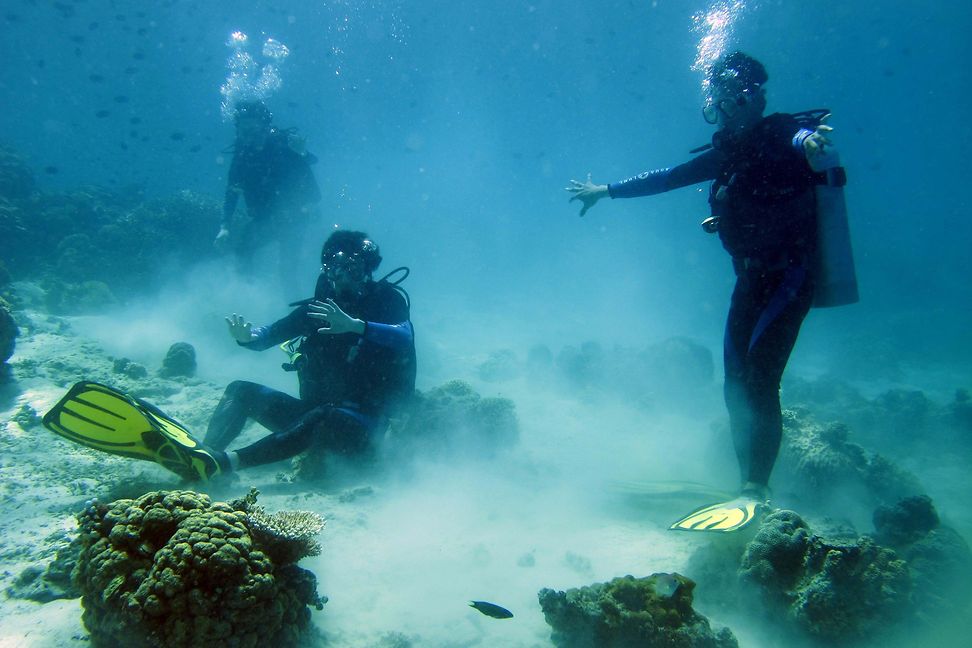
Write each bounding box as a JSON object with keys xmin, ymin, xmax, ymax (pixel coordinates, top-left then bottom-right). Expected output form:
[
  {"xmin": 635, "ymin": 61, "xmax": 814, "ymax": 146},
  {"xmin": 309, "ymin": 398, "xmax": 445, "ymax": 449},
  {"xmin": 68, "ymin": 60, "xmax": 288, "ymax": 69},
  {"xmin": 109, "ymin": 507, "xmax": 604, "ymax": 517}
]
[
  {"xmin": 129, "ymin": 117, "xmax": 141, "ymax": 125},
  {"xmin": 124, "ymin": 66, "xmax": 138, "ymax": 75},
  {"xmin": 650, "ymin": 573, "xmax": 682, "ymax": 599},
  {"xmin": 95, "ymin": 109, "xmax": 110, "ymax": 118},
  {"xmin": 468, "ymin": 601, "xmax": 513, "ymax": 619},
  {"xmin": 43, "ymin": 166, "xmax": 59, "ymax": 175},
  {"xmin": 132, "ymin": 51, "xmax": 145, "ymax": 60},
  {"xmin": 189, "ymin": 144, "xmax": 201, "ymax": 153},
  {"xmin": 113, "ymin": 95, "xmax": 129, "ymax": 103},
  {"xmin": 169, "ymin": 131, "xmax": 185, "ymax": 141}
]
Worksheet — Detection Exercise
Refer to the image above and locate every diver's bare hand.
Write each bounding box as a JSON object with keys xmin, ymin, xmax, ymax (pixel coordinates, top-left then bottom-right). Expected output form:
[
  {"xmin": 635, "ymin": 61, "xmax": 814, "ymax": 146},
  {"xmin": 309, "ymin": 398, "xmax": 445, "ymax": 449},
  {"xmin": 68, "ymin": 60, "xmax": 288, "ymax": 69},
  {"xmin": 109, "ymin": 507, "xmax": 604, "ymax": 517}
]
[
  {"xmin": 803, "ymin": 113, "xmax": 834, "ymax": 161},
  {"xmin": 225, "ymin": 313, "xmax": 256, "ymax": 343},
  {"xmin": 214, "ymin": 226, "xmax": 230, "ymax": 248},
  {"xmin": 307, "ymin": 299, "xmax": 365, "ymax": 335},
  {"xmin": 566, "ymin": 173, "xmax": 609, "ymax": 217}
]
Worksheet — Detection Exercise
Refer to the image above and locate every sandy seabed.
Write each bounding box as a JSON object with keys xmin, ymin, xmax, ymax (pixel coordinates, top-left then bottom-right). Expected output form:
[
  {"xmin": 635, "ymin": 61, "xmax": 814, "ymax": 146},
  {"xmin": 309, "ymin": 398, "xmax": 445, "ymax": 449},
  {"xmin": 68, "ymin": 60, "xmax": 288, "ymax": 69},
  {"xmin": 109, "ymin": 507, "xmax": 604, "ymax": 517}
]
[{"xmin": 1, "ymin": 298, "xmax": 969, "ymax": 648}]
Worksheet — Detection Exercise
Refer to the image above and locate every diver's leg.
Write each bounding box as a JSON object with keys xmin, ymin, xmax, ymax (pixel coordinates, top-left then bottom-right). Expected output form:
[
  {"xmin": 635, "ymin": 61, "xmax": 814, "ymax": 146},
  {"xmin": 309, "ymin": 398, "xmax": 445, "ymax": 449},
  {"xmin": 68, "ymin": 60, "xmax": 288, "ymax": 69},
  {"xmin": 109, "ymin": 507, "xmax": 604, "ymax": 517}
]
[
  {"xmin": 234, "ymin": 219, "xmax": 257, "ymax": 276},
  {"xmin": 273, "ymin": 212, "xmax": 310, "ymax": 300},
  {"xmin": 204, "ymin": 381, "xmax": 313, "ymax": 450},
  {"xmin": 234, "ymin": 406, "xmax": 372, "ymax": 469},
  {"xmin": 739, "ymin": 266, "xmax": 813, "ymax": 487},
  {"xmin": 724, "ymin": 276, "xmax": 762, "ymax": 484}
]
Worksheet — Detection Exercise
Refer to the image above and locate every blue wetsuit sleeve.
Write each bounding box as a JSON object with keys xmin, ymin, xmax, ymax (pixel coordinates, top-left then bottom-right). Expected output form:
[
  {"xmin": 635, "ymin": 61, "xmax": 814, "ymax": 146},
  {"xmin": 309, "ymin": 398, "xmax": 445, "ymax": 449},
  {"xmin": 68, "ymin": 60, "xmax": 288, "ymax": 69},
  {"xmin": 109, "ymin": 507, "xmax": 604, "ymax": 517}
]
[
  {"xmin": 791, "ymin": 128, "xmax": 814, "ymax": 153},
  {"xmin": 361, "ymin": 320, "xmax": 414, "ymax": 351},
  {"xmin": 237, "ymin": 308, "xmax": 306, "ymax": 351},
  {"xmin": 607, "ymin": 148, "xmax": 722, "ymax": 198}
]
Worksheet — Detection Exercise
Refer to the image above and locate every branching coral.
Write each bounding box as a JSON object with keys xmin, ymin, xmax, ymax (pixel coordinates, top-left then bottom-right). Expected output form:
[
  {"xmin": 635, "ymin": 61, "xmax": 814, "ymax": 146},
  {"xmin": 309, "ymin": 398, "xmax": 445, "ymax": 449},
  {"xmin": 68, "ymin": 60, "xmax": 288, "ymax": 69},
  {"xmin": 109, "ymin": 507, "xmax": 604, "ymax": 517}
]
[
  {"xmin": 74, "ymin": 489, "xmax": 325, "ymax": 648},
  {"xmin": 246, "ymin": 506, "xmax": 325, "ymax": 566}
]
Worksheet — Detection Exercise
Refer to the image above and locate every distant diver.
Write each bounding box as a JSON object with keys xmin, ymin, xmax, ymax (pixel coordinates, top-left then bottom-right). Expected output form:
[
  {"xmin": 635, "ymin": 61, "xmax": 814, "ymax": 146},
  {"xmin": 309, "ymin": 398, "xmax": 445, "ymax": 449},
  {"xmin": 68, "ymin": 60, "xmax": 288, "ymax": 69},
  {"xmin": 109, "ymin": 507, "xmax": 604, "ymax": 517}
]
[
  {"xmin": 217, "ymin": 99, "xmax": 322, "ymax": 290},
  {"xmin": 566, "ymin": 51, "xmax": 858, "ymax": 533},
  {"xmin": 44, "ymin": 231, "xmax": 416, "ymax": 482}
]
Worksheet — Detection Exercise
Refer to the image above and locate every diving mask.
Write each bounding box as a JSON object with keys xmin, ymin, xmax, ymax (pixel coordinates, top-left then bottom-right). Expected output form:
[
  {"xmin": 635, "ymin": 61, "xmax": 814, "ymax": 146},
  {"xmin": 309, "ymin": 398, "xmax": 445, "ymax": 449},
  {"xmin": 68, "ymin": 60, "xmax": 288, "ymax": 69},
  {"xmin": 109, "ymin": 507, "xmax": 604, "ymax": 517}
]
[{"xmin": 702, "ymin": 87, "xmax": 758, "ymax": 124}]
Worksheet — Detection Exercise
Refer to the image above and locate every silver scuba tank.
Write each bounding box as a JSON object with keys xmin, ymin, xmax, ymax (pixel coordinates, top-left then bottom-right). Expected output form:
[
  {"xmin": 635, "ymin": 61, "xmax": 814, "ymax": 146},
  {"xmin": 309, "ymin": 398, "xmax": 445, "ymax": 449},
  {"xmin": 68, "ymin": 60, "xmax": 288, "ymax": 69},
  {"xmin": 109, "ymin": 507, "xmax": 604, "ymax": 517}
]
[{"xmin": 808, "ymin": 146, "xmax": 859, "ymax": 307}]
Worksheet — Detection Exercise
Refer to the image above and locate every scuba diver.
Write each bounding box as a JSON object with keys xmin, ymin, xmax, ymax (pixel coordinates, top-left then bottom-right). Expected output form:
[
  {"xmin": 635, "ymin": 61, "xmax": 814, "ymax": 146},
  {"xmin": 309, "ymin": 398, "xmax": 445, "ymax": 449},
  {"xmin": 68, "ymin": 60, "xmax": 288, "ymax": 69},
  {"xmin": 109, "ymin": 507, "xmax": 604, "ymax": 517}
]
[
  {"xmin": 216, "ymin": 100, "xmax": 322, "ymax": 290},
  {"xmin": 43, "ymin": 230, "xmax": 416, "ymax": 482},
  {"xmin": 566, "ymin": 51, "xmax": 854, "ymax": 532}
]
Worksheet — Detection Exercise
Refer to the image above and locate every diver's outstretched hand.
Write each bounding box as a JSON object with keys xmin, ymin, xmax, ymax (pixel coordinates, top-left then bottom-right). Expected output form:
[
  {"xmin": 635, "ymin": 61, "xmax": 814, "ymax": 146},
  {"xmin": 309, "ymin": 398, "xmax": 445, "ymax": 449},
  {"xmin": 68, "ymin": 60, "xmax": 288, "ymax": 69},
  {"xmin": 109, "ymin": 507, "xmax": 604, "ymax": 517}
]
[
  {"xmin": 213, "ymin": 226, "xmax": 230, "ymax": 249},
  {"xmin": 566, "ymin": 173, "xmax": 609, "ymax": 217},
  {"xmin": 803, "ymin": 113, "xmax": 834, "ymax": 164},
  {"xmin": 307, "ymin": 299, "xmax": 366, "ymax": 336},
  {"xmin": 225, "ymin": 313, "xmax": 256, "ymax": 343}
]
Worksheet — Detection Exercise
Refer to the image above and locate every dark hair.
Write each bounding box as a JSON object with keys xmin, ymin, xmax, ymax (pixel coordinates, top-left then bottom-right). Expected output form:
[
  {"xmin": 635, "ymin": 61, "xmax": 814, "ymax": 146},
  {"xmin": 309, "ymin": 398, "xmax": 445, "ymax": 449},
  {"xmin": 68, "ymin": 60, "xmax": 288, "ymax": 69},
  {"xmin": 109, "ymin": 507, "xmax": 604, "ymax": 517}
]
[
  {"xmin": 708, "ymin": 51, "xmax": 768, "ymax": 91},
  {"xmin": 321, "ymin": 230, "xmax": 382, "ymax": 273},
  {"xmin": 233, "ymin": 100, "xmax": 272, "ymax": 124}
]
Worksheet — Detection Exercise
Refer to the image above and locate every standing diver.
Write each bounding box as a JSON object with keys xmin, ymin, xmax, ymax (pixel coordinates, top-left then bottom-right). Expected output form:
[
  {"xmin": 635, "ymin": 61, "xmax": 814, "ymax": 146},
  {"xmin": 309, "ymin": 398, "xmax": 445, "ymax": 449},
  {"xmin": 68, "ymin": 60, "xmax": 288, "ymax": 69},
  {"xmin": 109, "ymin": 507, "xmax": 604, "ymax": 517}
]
[
  {"xmin": 43, "ymin": 230, "xmax": 416, "ymax": 482},
  {"xmin": 566, "ymin": 51, "xmax": 851, "ymax": 532},
  {"xmin": 216, "ymin": 100, "xmax": 322, "ymax": 292}
]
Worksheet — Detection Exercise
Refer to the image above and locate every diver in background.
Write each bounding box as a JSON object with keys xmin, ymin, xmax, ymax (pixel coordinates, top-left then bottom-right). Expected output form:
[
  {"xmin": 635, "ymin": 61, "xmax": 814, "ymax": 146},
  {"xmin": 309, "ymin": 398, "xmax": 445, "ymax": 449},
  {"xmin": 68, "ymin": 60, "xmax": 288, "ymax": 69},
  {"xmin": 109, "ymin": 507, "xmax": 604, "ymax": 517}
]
[
  {"xmin": 216, "ymin": 100, "xmax": 322, "ymax": 288},
  {"xmin": 566, "ymin": 51, "xmax": 841, "ymax": 531}
]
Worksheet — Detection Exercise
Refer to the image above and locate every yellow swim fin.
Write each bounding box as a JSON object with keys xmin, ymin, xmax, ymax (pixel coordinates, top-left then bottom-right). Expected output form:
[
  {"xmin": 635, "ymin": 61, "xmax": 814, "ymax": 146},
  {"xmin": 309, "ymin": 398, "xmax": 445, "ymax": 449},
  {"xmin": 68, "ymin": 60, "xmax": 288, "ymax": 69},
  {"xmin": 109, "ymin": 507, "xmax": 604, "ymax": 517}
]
[
  {"xmin": 669, "ymin": 497, "xmax": 764, "ymax": 533},
  {"xmin": 42, "ymin": 381, "xmax": 222, "ymax": 482}
]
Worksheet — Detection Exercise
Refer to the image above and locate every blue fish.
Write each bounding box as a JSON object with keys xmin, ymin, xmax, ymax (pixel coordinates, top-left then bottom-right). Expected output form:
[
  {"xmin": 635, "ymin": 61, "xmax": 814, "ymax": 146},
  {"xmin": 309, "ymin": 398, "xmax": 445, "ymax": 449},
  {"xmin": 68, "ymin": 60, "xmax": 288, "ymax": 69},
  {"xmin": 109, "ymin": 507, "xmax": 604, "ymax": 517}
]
[{"xmin": 469, "ymin": 600, "xmax": 513, "ymax": 619}]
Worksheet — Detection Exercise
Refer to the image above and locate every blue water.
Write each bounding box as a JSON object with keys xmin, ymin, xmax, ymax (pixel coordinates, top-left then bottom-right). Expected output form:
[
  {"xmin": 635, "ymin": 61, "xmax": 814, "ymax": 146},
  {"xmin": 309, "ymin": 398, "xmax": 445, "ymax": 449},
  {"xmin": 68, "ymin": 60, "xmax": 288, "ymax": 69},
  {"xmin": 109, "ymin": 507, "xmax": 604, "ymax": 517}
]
[
  {"xmin": 2, "ymin": 0, "xmax": 970, "ymax": 371},
  {"xmin": 2, "ymin": 1, "xmax": 971, "ymax": 645}
]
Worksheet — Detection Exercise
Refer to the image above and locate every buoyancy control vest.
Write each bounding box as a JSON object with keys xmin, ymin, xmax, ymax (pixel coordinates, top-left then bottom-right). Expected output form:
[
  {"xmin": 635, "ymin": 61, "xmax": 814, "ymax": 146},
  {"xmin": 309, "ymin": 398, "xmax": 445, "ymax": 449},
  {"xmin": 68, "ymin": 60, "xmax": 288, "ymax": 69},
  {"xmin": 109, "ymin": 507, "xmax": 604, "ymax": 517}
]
[
  {"xmin": 700, "ymin": 110, "xmax": 858, "ymax": 308},
  {"xmin": 281, "ymin": 268, "xmax": 417, "ymax": 414}
]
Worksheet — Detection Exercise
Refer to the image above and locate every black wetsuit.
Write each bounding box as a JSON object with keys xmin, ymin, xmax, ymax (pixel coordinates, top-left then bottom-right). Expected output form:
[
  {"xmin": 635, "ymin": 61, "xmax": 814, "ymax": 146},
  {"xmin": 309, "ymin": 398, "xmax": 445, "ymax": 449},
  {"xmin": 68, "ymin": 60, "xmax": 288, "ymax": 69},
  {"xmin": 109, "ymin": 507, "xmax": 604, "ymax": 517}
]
[
  {"xmin": 204, "ymin": 279, "xmax": 416, "ymax": 469},
  {"xmin": 608, "ymin": 113, "xmax": 821, "ymax": 487},
  {"xmin": 223, "ymin": 130, "xmax": 322, "ymax": 275}
]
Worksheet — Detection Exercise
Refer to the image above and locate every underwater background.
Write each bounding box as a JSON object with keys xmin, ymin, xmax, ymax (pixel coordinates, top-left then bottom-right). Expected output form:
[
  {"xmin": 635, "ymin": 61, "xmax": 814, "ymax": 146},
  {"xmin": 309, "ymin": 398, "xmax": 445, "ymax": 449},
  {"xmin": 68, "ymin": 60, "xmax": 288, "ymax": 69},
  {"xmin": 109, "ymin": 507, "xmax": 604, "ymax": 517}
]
[{"xmin": 1, "ymin": 1, "xmax": 971, "ymax": 647}]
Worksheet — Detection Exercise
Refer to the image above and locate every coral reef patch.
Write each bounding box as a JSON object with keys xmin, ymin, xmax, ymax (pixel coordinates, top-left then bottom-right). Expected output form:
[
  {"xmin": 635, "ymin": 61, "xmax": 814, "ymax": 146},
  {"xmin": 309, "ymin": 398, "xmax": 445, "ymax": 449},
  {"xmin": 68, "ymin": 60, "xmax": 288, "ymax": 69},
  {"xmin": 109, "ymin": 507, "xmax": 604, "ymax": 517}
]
[
  {"xmin": 73, "ymin": 488, "xmax": 325, "ymax": 648},
  {"xmin": 538, "ymin": 573, "xmax": 738, "ymax": 648}
]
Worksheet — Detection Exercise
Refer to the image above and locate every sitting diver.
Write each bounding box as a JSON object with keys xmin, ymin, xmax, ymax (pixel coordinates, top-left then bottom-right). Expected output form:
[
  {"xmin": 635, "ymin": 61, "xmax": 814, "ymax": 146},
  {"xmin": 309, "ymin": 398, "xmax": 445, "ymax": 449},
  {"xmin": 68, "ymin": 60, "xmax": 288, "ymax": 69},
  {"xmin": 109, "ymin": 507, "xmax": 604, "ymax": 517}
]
[
  {"xmin": 204, "ymin": 229, "xmax": 416, "ymax": 475},
  {"xmin": 566, "ymin": 51, "xmax": 853, "ymax": 531},
  {"xmin": 41, "ymin": 230, "xmax": 414, "ymax": 482}
]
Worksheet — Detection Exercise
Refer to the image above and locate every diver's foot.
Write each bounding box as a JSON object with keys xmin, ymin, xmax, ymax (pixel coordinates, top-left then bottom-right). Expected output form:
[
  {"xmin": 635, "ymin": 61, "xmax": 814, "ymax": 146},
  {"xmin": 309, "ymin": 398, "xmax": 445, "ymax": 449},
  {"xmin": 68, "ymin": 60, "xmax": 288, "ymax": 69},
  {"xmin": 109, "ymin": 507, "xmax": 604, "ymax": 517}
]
[
  {"xmin": 740, "ymin": 481, "xmax": 771, "ymax": 504},
  {"xmin": 142, "ymin": 429, "xmax": 229, "ymax": 482}
]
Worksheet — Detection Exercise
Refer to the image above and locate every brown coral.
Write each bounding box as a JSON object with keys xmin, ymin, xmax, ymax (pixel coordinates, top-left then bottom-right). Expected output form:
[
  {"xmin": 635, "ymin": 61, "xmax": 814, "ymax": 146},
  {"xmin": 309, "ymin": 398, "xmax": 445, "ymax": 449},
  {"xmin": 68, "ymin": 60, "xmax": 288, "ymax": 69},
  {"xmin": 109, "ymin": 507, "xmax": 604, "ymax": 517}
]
[{"xmin": 74, "ymin": 489, "xmax": 325, "ymax": 648}]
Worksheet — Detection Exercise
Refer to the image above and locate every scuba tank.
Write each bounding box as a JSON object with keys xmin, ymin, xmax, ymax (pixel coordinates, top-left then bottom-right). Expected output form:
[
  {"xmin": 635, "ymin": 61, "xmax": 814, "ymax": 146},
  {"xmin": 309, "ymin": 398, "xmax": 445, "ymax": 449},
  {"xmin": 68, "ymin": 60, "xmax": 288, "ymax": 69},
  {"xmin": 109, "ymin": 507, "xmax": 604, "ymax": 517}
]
[{"xmin": 804, "ymin": 134, "xmax": 859, "ymax": 308}]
